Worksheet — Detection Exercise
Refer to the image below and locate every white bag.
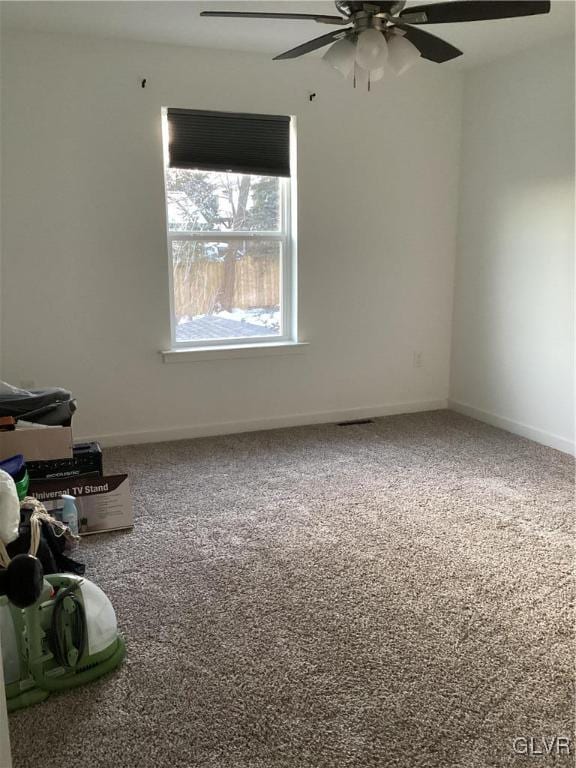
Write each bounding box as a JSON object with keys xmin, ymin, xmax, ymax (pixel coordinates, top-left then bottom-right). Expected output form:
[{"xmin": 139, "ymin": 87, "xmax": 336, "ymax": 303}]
[{"xmin": 0, "ymin": 469, "xmax": 20, "ymax": 545}]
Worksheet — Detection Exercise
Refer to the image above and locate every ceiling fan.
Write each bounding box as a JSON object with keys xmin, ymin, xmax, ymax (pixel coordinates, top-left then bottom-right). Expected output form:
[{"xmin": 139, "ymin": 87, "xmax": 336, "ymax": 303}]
[{"xmin": 201, "ymin": 2, "xmax": 551, "ymax": 85}]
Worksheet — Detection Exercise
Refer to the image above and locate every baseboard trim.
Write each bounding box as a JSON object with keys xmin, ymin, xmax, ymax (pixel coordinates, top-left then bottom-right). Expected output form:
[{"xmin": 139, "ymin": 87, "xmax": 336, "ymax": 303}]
[
  {"xmin": 78, "ymin": 399, "xmax": 449, "ymax": 448},
  {"xmin": 448, "ymin": 399, "xmax": 575, "ymax": 456}
]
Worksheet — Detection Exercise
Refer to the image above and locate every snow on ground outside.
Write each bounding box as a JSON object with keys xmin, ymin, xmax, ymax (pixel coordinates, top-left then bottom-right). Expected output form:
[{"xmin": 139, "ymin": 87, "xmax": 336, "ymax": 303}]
[{"xmin": 176, "ymin": 308, "xmax": 281, "ymax": 342}]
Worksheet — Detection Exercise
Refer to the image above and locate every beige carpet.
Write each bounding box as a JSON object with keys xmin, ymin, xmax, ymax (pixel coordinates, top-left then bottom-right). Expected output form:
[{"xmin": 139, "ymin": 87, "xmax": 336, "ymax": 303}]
[{"xmin": 8, "ymin": 410, "xmax": 575, "ymax": 768}]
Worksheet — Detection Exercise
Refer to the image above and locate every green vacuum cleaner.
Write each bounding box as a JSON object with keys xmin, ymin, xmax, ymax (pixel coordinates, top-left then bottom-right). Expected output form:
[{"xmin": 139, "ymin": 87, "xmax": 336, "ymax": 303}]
[
  {"xmin": 1, "ymin": 560, "xmax": 126, "ymax": 712},
  {"xmin": 0, "ymin": 460, "xmax": 125, "ymax": 710}
]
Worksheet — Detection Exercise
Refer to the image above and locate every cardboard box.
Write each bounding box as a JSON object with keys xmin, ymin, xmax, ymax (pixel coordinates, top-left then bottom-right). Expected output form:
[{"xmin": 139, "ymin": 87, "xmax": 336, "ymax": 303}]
[
  {"xmin": 29, "ymin": 473, "xmax": 133, "ymax": 535},
  {"xmin": 0, "ymin": 426, "xmax": 73, "ymax": 462}
]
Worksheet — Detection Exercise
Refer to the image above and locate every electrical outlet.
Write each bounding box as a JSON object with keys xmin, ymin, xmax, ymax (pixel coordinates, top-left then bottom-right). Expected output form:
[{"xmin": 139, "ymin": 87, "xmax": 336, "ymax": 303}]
[{"xmin": 413, "ymin": 352, "xmax": 423, "ymax": 369}]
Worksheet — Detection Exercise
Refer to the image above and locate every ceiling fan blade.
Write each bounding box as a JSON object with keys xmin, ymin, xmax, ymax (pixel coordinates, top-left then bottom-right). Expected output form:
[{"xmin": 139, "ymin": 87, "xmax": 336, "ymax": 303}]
[
  {"xmin": 200, "ymin": 11, "xmax": 347, "ymax": 25},
  {"xmin": 399, "ymin": 1, "xmax": 551, "ymax": 25},
  {"xmin": 393, "ymin": 24, "xmax": 463, "ymax": 63},
  {"xmin": 273, "ymin": 29, "xmax": 351, "ymax": 60}
]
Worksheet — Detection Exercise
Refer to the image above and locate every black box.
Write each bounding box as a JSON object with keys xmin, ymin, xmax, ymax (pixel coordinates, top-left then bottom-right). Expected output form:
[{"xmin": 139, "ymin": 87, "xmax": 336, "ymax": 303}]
[{"xmin": 26, "ymin": 442, "xmax": 103, "ymax": 479}]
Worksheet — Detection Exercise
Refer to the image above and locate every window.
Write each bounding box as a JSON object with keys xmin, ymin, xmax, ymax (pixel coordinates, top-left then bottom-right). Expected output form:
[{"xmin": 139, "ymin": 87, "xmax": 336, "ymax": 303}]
[{"xmin": 162, "ymin": 108, "xmax": 296, "ymax": 349}]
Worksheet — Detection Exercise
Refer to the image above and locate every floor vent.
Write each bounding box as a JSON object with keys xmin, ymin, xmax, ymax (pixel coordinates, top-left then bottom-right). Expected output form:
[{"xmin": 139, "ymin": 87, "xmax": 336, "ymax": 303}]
[{"xmin": 337, "ymin": 418, "xmax": 375, "ymax": 427}]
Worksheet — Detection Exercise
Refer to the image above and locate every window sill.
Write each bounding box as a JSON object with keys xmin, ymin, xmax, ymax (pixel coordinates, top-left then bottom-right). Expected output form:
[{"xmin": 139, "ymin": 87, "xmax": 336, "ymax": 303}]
[{"xmin": 161, "ymin": 341, "xmax": 308, "ymax": 363}]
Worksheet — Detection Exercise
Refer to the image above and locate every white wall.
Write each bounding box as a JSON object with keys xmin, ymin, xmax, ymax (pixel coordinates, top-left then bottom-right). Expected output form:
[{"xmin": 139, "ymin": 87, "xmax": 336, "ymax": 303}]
[
  {"xmin": 0, "ymin": 31, "xmax": 462, "ymax": 444},
  {"xmin": 0, "ymin": 13, "xmax": 10, "ymax": 766},
  {"xmin": 450, "ymin": 36, "xmax": 575, "ymax": 455},
  {"xmin": 0, "ymin": 11, "xmax": 3, "ymax": 385}
]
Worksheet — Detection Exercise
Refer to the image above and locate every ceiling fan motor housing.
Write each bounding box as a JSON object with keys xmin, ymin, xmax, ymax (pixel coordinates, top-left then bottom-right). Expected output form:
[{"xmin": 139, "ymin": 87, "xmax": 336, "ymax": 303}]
[
  {"xmin": 336, "ymin": 2, "xmax": 408, "ymax": 33},
  {"xmin": 336, "ymin": 1, "xmax": 406, "ymax": 18}
]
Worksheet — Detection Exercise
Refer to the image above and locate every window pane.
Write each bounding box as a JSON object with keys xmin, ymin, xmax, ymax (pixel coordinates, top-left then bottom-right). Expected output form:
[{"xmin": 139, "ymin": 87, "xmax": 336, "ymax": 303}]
[
  {"xmin": 172, "ymin": 239, "xmax": 282, "ymax": 342},
  {"xmin": 166, "ymin": 169, "xmax": 281, "ymax": 232}
]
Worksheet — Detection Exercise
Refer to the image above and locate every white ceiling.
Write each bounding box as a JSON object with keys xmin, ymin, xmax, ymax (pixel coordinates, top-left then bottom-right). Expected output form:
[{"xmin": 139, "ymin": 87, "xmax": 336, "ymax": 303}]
[{"xmin": 1, "ymin": 0, "xmax": 574, "ymax": 69}]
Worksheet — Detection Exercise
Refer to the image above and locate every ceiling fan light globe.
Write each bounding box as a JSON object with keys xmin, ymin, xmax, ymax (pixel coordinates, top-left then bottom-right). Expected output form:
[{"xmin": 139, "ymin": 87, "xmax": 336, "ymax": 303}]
[
  {"xmin": 322, "ymin": 38, "xmax": 356, "ymax": 78},
  {"xmin": 369, "ymin": 67, "xmax": 385, "ymax": 82},
  {"xmin": 355, "ymin": 29, "xmax": 388, "ymax": 71},
  {"xmin": 387, "ymin": 34, "xmax": 421, "ymax": 76}
]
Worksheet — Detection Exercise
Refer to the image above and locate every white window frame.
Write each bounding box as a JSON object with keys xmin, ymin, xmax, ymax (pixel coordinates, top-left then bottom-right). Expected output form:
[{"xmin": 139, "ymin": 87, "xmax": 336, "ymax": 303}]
[{"xmin": 162, "ymin": 113, "xmax": 297, "ymax": 352}]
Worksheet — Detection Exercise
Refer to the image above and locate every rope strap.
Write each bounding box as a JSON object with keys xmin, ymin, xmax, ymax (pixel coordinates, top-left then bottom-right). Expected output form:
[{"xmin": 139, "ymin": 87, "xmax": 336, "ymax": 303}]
[{"xmin": 0, "ymin": 496, "xmax": 80, "ymax": 568}]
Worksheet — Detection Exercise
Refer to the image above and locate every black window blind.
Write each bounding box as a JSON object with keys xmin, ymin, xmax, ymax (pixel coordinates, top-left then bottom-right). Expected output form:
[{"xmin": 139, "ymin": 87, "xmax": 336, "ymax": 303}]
[{"xmin": 167, "ymin": 109, "xmax": 291, "ymax": 177}]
